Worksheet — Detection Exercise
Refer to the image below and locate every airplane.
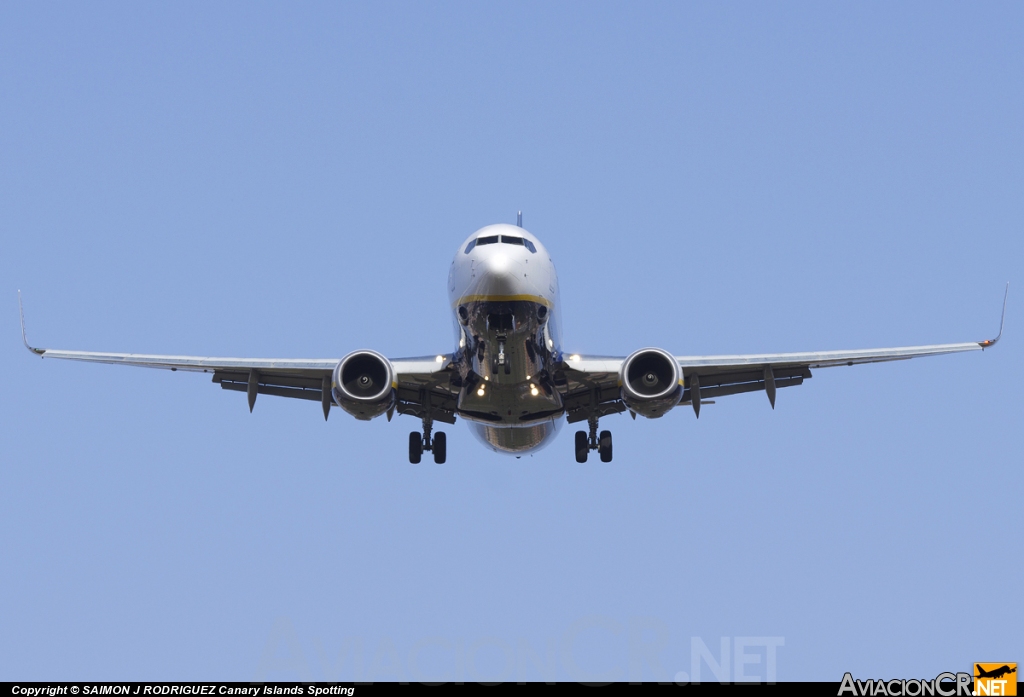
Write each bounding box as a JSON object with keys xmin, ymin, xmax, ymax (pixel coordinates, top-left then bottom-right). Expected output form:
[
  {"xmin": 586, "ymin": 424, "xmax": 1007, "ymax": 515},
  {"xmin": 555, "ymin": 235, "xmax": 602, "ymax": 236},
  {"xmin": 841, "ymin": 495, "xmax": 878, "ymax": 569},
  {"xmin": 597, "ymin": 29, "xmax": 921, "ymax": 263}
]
[
  {"xmin": 975, "ymin": 665, "xmax": 1016, "ymax": 680},
  {"xmin": 19, "ymin": 216, "xmax": 1008, "ymax": 464}
]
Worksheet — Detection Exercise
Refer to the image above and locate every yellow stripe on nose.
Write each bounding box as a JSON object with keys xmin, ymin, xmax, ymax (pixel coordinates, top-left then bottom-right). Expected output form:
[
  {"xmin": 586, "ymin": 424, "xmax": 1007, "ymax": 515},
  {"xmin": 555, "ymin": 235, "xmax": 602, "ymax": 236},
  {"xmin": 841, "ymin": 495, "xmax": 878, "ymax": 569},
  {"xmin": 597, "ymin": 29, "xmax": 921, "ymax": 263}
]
[{"xmin": 453, "ymin": 294, "xmax": 553, "ymax": 308}]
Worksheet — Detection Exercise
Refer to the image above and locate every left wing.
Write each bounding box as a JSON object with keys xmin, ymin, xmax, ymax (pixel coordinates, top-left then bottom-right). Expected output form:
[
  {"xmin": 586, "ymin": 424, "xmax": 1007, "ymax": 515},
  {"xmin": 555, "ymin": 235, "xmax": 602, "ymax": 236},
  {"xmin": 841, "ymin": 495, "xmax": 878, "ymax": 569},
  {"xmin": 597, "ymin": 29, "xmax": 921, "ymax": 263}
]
[
  {"xmin": 558, "ymin": 286, "xmax": 1007, "ymax": 419},
  {"xmin": 19, "ymin": 293, "xmax": 455, "ymax": 421}
]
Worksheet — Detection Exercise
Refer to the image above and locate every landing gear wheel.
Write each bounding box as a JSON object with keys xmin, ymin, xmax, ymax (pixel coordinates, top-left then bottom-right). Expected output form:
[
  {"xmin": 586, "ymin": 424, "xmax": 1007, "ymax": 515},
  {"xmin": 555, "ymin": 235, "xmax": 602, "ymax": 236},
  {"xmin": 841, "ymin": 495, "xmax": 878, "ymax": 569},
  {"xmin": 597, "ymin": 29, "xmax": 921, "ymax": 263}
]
[
  {"xmin": 409, "ymin": 432, "xmax": 422, "ymax": 464},
  {"xmin": 575, "ymin": 430, "xmax": 589, "ymax": 463},
  {"xmin": 433, "ymin": 431, "xmax": 446, "ymax": 464},
  {"xmin": 599, "ymin": 430, "xmax": 613, "ymax": 462}
]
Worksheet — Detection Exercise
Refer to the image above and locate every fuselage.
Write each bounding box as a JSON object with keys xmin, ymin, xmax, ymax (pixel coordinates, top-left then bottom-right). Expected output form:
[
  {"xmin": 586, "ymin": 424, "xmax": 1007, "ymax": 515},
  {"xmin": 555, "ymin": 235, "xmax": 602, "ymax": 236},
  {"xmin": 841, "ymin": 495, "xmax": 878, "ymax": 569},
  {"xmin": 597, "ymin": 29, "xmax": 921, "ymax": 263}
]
[{"xmin": 448, "ymin": 224, "xmax": 564, "ymax": 454}]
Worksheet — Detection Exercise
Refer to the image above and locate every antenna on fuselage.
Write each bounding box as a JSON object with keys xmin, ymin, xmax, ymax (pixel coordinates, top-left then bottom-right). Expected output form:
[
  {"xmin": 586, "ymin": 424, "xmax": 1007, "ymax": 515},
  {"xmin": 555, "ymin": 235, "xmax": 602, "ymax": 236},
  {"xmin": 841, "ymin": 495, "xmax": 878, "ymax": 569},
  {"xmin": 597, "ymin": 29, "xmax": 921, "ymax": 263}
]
[{"xmin": 517, "ymin": 211, "xmax": 522, "ymax": 228}]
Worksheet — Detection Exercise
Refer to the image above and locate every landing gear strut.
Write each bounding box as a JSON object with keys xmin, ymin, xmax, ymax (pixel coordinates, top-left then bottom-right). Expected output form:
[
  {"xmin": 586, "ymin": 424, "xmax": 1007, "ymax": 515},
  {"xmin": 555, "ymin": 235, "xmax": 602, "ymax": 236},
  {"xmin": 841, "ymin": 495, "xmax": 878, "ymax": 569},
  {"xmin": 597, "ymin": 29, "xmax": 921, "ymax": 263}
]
[
  {"xmin": 574, "ymin": 415, "xmax": 613, "ymax": 463},
  {"xmin": 409, "ymin": 417, "xmax": 445, "ymax": 464}
]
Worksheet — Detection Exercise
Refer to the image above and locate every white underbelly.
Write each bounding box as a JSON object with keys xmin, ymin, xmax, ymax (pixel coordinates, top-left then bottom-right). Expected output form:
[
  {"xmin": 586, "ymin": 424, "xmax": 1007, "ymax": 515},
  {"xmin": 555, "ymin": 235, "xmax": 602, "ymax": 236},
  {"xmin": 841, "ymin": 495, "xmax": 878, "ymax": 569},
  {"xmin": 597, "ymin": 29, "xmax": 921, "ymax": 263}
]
[{"xmin": 467, "ymin": 418, "xmax": 562, "ymax": 455}]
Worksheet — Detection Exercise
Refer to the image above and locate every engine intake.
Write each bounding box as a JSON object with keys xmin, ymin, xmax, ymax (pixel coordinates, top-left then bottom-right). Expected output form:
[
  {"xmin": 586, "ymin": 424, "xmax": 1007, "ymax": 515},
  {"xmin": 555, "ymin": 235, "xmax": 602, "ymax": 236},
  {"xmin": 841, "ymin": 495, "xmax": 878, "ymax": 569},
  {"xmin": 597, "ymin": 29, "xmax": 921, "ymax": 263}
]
[
  {"xmin": 332, "ymin": 350, "xmax": 396, "ymax": 420},
  {"xmin": 620, "ymin": 348, "xmax": 682, "ymax": 418}
]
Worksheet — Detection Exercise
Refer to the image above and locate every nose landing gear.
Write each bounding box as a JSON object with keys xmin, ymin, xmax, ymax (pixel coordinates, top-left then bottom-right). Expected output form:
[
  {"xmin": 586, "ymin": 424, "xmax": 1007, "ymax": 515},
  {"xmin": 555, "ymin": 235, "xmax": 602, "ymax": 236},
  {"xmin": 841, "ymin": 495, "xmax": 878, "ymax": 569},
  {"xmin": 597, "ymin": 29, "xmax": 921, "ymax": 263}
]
[
  {"xmin": 492, "ymin": 336, "xmax": 511, "ymax": 375},
  {"xmin": 574, "ymin": 415, "xmax": 613, "ymax": 463}
]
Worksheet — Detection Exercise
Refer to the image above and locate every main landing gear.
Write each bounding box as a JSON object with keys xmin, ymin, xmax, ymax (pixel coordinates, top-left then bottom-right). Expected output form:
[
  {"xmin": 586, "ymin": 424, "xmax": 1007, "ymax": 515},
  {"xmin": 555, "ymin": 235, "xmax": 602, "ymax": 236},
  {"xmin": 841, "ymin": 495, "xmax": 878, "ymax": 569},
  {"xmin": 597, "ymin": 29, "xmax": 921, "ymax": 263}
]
[
  {"xmin": 575, "ymin": 416, "xmax": 612, "ymax": 463},
  {"xmin": 409, "ymin": 417, "xmax": 446, "ymax": 464}
]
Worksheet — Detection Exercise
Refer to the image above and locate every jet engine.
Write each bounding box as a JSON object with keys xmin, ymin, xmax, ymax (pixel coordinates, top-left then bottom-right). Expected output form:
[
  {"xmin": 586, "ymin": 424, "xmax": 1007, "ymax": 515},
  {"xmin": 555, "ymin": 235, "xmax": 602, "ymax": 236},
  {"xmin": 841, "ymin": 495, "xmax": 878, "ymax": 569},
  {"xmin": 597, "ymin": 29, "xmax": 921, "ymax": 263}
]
[
  {"xmin": 331, "ymin": 350, "xmax": 396, "ymax": 420},
  {"xmin": 619, "ymin": 348, "xmax": 683, "ymax": 418}
]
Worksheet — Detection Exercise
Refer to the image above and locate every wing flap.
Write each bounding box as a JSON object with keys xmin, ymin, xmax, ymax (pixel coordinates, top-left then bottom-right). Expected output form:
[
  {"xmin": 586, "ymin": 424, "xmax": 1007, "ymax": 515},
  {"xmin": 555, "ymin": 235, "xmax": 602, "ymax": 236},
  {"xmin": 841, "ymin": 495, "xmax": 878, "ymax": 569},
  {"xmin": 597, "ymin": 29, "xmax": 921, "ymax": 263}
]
[
  {"xmin": 684, "ymin": 365, "xmax": 810, "ymax": 400},
  {"xmin": 561, "ymin": 381, "xmax": 627, "ymax": 424},
  {"xmin": 219, "ymin": 381, "xmax": 326, "ymax": 403},
  {"xmin": 213, "ymin": 369, "xmax": 329, "ymax": 404},
  {"xmin": 213, "ymin": 370, "xmax": 325, "ymax": 390},
  {"xmin": 394, "ymin": 383, "xmax": 459, "ymax": 424},
  {"xmin": 565, "ymin": 400, "xmax": 626, "ymax": 424}
]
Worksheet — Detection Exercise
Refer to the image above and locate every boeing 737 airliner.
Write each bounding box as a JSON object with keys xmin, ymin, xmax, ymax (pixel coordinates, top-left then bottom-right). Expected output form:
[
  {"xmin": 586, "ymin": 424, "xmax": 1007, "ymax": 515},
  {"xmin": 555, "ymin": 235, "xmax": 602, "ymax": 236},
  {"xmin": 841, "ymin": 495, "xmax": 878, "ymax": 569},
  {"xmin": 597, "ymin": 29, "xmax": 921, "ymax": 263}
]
[{"xmin": 20, "ymin": 219, "xmax": 1007, "ymax": 463}]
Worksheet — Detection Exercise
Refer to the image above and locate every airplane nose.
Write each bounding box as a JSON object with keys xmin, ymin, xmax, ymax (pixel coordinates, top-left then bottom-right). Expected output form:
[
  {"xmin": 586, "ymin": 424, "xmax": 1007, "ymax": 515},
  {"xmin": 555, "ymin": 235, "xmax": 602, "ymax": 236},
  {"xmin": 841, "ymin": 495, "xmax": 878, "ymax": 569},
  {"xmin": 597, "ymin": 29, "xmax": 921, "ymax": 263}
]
[
  {"xmin": 472, "ymin": 249, "xmax": 524, "ymax": 297},
  {"xmin": 481, "ymin": 250, "xmax": 514, "ymax": 275}
]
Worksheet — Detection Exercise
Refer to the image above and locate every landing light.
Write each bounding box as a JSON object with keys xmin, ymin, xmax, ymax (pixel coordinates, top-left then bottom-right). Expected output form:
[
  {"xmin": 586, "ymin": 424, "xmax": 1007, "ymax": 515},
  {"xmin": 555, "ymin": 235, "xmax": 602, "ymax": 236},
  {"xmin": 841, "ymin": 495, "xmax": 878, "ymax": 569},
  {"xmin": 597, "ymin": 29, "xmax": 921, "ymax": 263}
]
[
  {"xmin": 530, "ymin": 384, "xmax": 539, "ymax": 397},
  {"xmin": 477, "ymin": 387, "xmax": 485, "ymax": 397},
  {"xmin": 569, "ymin": 354, "xmax": 581, "ymax": 362},
  {"xmin": 436, "ymin": 355, "xmax": 444, "ymax": 362}
]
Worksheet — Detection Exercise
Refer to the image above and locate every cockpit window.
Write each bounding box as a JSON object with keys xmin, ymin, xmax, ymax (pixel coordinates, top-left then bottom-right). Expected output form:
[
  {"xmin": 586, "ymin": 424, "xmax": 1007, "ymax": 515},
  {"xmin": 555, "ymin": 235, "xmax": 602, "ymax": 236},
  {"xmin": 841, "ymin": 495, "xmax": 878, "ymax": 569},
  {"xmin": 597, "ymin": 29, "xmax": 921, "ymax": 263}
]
[
  {"xmin": 466, "ymin": 234, "xmax": 535, "ymax": 253},
  {"xmin": 499, "ymin": 235, "xmax": 536, "ymax": 252}
]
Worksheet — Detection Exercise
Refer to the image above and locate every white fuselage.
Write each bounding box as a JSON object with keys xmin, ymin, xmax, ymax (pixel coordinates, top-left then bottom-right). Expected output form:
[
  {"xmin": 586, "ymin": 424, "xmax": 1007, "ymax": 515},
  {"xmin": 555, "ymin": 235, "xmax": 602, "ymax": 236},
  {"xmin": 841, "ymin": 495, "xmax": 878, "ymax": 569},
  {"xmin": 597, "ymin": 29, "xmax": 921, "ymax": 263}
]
[{"xmin": 447, "ymin": 224, "xmax": 564, "ymax": 454}]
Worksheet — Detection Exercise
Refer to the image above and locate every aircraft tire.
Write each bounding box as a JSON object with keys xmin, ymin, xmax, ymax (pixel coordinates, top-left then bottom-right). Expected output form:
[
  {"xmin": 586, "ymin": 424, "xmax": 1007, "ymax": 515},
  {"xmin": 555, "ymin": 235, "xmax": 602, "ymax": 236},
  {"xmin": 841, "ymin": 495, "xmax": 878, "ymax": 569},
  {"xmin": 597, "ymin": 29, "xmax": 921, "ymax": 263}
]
[
  {"xmin": 575, "ymin": 430, "xmax": 588, "ymax": 463},
  {"xmin": 433, "ymin": 431, "xmax": 447, "ymax": 464},
  {"xmin": 599, "ymin": 430, "xmax": 613, "ymax": 462},
  {"xmin": 409, "ymin": 432, "xmax": 422, "ymax": 464}
]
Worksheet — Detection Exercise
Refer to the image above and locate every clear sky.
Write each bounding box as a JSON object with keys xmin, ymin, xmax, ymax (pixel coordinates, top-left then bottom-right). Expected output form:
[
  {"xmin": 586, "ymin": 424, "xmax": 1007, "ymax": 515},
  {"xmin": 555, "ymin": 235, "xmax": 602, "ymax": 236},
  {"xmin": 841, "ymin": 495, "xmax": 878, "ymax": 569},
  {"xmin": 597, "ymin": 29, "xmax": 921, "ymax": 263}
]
[{"xmin": 1, "ymin": 1, "xmax": 1021, "ymax": 683}]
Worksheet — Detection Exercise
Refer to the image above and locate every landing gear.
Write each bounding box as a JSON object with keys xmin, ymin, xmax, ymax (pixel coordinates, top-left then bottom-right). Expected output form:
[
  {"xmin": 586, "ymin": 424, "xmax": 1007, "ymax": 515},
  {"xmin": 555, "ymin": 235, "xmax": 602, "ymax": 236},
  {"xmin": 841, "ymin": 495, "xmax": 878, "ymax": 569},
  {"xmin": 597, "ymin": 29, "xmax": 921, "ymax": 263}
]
[
  {"xmin": 599, "ymin": 430, "xmax": 613, "ymax": 462},
  {"xmin": 409, "ymin": 432, "xmax": 422, "ymax": 464},
  {"xmin": 433, "ymin": 431, "xmax": 446, "ymax": 464},
  {"xmin": 575, "ymin": 431, "xmax": 589, "ymax": 463},
  {"xmin": 574, "ymin": 418, "xmax": 613, "ymax": 463},
  {"xmin": 409, "ymin": 418, "xmax": 446, "ymax": 464},
  {"xmin": 492, "ymin": 336, "xmax": 511, "ymax": 375}
]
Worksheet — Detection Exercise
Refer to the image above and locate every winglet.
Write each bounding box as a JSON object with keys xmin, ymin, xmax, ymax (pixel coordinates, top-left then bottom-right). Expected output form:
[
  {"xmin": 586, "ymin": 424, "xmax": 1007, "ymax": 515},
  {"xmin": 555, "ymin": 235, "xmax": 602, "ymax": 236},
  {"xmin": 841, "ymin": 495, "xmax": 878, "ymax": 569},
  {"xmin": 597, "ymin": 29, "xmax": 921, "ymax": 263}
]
[
  {"xmin": 18, "ymin": 291, "xmax": 45, "ymax": 356},
  {"xmin": 978, "ymin": 282, "xmax": 1009, "ymax": 348}
]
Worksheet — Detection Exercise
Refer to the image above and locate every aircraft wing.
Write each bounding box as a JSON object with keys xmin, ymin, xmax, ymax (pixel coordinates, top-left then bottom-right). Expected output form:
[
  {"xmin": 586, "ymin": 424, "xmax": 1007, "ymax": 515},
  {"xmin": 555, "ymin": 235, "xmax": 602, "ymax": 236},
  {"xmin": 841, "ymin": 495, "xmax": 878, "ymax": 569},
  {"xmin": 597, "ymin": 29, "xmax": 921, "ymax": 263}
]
[
  {"xmin": 558, "ymin": 286, "xmax": 1007, "ymax": 420},
  {"xmin": 19, "ymin": 294, "xmax": 456, "ymax": 422},
  {"xmin": 558, "ymin": 341, "xmax": 995, "ymax": 420}
]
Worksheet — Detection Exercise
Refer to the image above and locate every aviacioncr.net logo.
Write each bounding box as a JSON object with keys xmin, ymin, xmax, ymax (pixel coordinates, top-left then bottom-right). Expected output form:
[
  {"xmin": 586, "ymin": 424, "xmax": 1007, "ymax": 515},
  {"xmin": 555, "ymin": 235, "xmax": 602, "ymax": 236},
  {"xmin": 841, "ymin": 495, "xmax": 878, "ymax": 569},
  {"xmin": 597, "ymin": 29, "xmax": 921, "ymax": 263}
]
[{"xmin": 838, "ymin": 672, "xmax": 973, "ymax": 696}]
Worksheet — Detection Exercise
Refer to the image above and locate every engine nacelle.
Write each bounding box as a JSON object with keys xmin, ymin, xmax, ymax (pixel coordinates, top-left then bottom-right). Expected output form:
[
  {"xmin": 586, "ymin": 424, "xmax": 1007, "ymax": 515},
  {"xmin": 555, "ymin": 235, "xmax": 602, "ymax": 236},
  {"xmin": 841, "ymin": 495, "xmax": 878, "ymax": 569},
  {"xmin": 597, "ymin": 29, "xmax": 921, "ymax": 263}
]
[
  {"xmin": 619, "ymin": 348, "xmax": 683, "ymax": 418},
  {"xmin": 332, "ymin": 350, "xmax": 396, "ymax": 420}
]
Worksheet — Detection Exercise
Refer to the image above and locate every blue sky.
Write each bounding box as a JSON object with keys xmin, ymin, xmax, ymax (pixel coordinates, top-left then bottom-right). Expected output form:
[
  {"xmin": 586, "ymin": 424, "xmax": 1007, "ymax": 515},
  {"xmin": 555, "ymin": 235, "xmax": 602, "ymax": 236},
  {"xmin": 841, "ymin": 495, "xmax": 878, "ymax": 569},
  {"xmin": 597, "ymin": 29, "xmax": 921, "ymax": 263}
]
[{"xmin": 1, "ymin": 2, "xmax": 1021, "ymax": 682}]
